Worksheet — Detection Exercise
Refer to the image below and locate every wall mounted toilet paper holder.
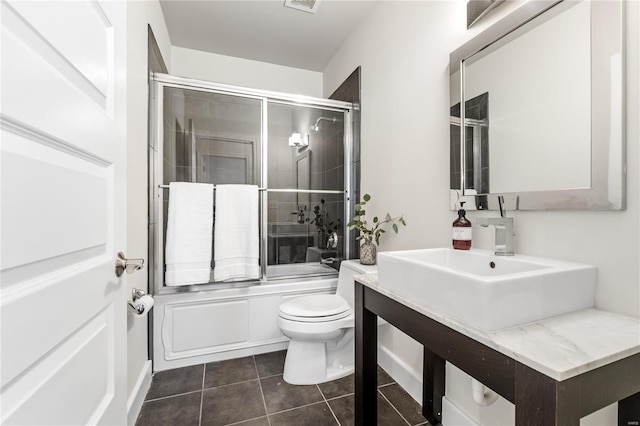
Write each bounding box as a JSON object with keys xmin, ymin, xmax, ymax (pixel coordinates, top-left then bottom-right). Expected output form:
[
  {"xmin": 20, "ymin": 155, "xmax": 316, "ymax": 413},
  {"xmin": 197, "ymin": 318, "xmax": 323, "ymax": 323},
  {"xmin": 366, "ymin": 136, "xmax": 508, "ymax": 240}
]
[{"xmin": 128, "ymin": 288, "xmax": 150, "ymax": 315}]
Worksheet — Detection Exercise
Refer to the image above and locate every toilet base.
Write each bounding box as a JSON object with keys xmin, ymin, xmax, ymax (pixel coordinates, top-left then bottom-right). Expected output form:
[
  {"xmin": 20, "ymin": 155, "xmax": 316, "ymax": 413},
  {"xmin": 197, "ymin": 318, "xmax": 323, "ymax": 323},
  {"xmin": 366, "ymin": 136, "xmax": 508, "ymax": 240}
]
[{"xmin": 282, "ymin": 335, "xmax": 355, "ymax": 385}]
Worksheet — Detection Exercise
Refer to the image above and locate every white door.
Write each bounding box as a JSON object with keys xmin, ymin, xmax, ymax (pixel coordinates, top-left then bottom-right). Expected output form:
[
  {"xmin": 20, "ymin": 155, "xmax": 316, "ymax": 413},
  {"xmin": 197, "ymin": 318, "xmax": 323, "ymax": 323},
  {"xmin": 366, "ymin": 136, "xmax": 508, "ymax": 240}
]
[{"xmin": 1, "ymin": 1, "xmax": 128, "ymax": 424}]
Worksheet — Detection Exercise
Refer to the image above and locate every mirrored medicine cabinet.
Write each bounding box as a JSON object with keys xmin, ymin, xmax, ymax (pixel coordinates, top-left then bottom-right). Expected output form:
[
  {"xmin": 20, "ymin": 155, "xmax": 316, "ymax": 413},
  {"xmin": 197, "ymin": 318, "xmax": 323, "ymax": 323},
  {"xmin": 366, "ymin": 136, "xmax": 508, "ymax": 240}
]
[{"xmin": 450, "ymin": 0, "xmax": 626, "ymax": 211}]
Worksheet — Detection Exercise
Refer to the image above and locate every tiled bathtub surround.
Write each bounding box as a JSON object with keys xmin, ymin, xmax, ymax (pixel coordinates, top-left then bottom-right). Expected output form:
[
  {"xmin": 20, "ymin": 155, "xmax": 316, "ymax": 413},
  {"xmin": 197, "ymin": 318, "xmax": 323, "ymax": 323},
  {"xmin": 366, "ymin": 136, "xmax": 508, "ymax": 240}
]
[{"xmin": 136, "ymin": 350, "xmax": 428, "ymax": 426}]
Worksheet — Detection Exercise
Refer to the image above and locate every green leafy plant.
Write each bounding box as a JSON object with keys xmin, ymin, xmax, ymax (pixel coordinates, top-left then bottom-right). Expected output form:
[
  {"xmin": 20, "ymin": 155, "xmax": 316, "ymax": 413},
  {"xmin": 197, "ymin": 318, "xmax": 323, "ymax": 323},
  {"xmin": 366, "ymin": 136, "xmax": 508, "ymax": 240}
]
[
  {"xmin": 310, "ymin": 199, "xmax": 341, "ymax": 235},
  {"xmin": 347, "ymin": 194, "xmax": 406, "ymax": 246}
]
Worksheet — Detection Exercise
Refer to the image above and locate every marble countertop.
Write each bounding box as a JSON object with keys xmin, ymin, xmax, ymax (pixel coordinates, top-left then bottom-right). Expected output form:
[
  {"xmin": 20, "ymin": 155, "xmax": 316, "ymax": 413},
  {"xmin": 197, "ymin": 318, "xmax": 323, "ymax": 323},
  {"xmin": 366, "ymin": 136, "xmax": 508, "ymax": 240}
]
[{"xmin": 356, "ymin": 273, "xmax": 640, "ymax": 381}]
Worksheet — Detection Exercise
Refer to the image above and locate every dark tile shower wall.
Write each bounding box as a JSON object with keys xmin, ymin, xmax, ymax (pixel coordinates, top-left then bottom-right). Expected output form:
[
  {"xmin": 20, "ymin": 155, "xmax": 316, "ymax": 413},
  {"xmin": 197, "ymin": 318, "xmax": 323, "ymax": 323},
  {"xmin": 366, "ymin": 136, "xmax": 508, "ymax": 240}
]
[
  {"xmin": 480, "ymin": 126, "xmax": 489, "ymax": 195},
  {"xmin": 174, "ymin": 119, "xmax": 192, "ymax": 183},
  {"xmin": 464, "ymin": 124, "xmax": 475, "ymax": 190},
  {"xmin": 153, "ymin": 71, "xmax": 358, "ymax": 274},
  {"xmin": 162, "ymin": 95, "xmax": 176, "ymax": 185},
  {"xmin": 330, "ymin": 67, "xmax": 361, "ymax": 260},
  {"xmin": 450, "ymin": 92, "xmax": 490, "ymax": 199},
  {"xmin": 465, "ymin": 92, "xmax": 488, "ymax": 120},
  {"xmin": 450, "ymin": 121, "xmax": 461, "ymax": 190},
  {"xmin": 267, "ymin": 103, "xmax": 346, "ymax": 265},
  {"xmin": 318, "ymin": 112, "xmax": 345, "ymax": 260},
  {"xmin": 467, "ymin": 93, "xmax": 490, "ymax": 198}
]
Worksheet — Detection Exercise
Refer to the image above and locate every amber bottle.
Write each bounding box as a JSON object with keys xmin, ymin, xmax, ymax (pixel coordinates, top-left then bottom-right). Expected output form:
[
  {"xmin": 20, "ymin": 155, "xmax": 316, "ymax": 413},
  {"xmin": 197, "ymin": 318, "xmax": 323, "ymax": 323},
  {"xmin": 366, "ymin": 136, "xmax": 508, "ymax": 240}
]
[{"xmin": 452, "ymin": 202, "xmax": 472, "ymax": 250}]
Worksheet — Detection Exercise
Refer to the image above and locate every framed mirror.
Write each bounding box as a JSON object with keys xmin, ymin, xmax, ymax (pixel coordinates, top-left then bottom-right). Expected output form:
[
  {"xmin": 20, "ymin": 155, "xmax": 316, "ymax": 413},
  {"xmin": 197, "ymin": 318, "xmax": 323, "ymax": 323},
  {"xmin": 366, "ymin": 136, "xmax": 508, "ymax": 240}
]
[
  {"xmin": 450, "ymin": 0, "xmax": 625, "ymax": 211},
  {"xmin": 467, "ymin": 0, "xmax": 504, "ymax": 29}
]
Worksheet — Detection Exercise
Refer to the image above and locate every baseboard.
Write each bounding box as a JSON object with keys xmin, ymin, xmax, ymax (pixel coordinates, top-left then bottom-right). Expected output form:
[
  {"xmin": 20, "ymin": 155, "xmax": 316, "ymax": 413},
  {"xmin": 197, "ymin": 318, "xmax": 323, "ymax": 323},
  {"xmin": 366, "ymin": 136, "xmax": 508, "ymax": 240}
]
[
  {"xmin": 442, "ymin": 396, "xmax": 480, "ymax": 426},
  {"xmin": 377, "ymin": 344, "xmax": 423, "ymax": 403},
  {"xmin": 377, "ymin": 346, "xmax": 479, "ymax": 426},
  {"xmin": 153, "ymin": 340, "xmax": 289, "ymax": 372},
  {"xmin": 127, "ymin": 360, "xmax": 152, "ymax": 426}
]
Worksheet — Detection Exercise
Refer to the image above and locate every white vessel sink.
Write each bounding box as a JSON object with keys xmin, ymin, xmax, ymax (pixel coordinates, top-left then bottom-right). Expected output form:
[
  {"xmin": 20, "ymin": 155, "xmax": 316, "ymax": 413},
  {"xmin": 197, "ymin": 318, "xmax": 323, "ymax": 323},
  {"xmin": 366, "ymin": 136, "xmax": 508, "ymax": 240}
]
[{"xmin": 376, "ymin": 248, "xmax": 596, "ymax": 331}]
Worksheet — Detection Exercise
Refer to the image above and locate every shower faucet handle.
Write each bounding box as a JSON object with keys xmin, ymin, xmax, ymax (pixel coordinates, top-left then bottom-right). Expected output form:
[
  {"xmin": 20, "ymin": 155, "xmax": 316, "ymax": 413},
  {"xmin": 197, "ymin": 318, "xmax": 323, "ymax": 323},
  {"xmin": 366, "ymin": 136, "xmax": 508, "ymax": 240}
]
[{"xmin": 327, "ymin": 232, "xmax": 338, "ymax": 249}]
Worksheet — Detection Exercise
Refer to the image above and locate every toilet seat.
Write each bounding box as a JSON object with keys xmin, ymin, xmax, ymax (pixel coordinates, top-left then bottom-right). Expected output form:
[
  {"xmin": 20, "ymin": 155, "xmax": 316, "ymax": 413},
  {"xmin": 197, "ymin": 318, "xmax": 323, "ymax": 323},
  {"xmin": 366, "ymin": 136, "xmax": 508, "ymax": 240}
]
[{"xmin": 279, "ymin": 294, "xmax": 351, "ymax": 323}]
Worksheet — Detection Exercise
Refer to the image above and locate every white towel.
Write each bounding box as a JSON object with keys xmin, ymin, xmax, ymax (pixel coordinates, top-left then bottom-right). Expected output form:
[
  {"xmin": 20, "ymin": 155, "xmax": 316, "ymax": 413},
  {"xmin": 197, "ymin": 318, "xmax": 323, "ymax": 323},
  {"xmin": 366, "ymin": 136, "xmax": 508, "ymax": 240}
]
[
  {"xmin": 165, "ymin": 182, "xmax": 214, "ymax": 286},
  {"xmin": 213, "ymin": 184, "xmax": 260, "ymax": 282}
]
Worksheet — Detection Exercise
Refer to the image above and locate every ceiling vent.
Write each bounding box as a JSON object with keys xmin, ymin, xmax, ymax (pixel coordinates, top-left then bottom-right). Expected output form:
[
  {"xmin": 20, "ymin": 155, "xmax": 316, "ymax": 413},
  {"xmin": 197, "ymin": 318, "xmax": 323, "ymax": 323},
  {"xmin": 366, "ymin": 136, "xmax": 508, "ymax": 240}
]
[{"xmin": 283, "ymin": 0, "xmax": 321, "ymax": 14}]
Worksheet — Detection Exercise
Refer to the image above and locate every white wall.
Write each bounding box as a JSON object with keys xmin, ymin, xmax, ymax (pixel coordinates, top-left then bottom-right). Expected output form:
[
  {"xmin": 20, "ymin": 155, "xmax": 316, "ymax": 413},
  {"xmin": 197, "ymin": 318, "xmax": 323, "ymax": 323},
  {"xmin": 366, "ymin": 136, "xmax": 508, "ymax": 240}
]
[
  {"xmin": 323, "ymin": 1, "xmax": 639, "ymax": 425},
  {"xmin": 126, "ymin": 0, "xmax": 172, "ymax": 419},
  {"xmin": 172, "ymin": 46, "xmax": 323, "ymax": 97}
]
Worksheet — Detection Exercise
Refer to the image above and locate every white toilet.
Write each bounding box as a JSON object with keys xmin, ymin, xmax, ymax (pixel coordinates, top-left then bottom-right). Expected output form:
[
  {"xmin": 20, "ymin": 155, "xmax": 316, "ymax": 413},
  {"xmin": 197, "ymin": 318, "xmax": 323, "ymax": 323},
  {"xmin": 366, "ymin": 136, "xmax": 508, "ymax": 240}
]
[{"xmin": 278, "ymin": 260, "xmax": 376, "ymax": 385}]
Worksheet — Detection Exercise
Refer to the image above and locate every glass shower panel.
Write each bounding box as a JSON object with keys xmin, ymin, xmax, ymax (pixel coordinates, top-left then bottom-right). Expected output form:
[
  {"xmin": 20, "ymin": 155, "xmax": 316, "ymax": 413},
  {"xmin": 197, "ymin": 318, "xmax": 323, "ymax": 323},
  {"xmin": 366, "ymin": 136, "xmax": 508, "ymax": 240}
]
[
  {"xmin": 162, "ymin": 88, "xmax": 262, "ymax": 187},
  {"xmin": 162, "ymin": 87, "xmax": 262, "ymax": 283},
  {"xmin": 266, "ymin": 102, "xmax": 345, "ymax": 278}
]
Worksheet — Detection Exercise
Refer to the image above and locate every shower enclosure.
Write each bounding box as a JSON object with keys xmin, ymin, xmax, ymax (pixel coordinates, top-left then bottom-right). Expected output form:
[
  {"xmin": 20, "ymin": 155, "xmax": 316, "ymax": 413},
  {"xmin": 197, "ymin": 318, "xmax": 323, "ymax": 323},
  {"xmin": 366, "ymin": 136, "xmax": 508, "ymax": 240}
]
[
  {"xmin": 450, "ymin": 92, "xmax": 490, "ymax": 210},
  {"xmin": 150, "ymin": 74, "xmax": 356, "ymax": 294}
]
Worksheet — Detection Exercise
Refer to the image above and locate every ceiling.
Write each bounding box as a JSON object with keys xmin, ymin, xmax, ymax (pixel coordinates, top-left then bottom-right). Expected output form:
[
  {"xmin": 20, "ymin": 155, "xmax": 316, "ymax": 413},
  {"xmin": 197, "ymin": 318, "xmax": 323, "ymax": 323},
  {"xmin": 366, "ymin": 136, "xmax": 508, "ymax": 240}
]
[{"xmin": 159, "ymin": 0, "xmax": 378, "ymax": 72}]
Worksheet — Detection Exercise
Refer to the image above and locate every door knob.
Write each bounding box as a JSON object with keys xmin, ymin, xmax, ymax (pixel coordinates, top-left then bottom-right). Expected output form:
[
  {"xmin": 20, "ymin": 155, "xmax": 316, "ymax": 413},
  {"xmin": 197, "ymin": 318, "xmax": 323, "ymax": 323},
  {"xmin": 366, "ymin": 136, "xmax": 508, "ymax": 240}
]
[{"xmin": 115, "ymin": 252, "xmax": 145, "ymax": 277}]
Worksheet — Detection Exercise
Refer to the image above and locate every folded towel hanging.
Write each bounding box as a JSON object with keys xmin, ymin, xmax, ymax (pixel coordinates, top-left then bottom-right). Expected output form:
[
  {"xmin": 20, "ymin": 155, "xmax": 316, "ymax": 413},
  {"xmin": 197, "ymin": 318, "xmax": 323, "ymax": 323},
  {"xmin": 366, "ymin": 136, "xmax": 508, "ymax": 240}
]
[
  {"xmin": 165, "ymin": 182, "xmax": 214, "ymax": 286},
  {"xmin": 213, "ymin": 184, "xmax": 260, "ymax": 282}
]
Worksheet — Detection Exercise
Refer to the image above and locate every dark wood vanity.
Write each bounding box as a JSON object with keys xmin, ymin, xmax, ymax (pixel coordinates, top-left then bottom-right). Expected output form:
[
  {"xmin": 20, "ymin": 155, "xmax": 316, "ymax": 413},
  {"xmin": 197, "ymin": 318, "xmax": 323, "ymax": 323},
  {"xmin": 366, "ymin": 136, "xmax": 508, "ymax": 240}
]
[{"xmin": 354, "ymin": 279, "xmax": 640, "ymax": 425}]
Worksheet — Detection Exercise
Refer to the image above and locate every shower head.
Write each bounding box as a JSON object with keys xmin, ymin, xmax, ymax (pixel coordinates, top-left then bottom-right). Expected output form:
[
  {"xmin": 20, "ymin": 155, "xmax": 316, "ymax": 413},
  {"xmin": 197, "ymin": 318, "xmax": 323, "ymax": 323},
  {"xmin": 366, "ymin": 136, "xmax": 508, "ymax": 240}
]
[{"xmin": 310, "ymin": 116, "xmax": 337, "ymax": 132}]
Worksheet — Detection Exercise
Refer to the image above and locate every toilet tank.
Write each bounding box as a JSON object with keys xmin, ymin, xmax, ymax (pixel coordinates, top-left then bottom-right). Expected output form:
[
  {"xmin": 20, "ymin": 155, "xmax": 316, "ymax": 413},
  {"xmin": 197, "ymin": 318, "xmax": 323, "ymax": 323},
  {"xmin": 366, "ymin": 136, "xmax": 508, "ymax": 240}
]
[{"xmin": 337, "ymin": 260, "xmax": 377, "ymax": 309}]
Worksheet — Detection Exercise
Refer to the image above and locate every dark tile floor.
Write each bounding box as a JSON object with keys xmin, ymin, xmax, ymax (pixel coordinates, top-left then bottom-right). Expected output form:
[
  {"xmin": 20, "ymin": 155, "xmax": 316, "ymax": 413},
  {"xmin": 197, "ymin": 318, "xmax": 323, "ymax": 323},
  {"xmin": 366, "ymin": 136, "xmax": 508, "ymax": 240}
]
[{"xmin": 136, "ymin": 350, "xmax": 429, "ymax": 426}]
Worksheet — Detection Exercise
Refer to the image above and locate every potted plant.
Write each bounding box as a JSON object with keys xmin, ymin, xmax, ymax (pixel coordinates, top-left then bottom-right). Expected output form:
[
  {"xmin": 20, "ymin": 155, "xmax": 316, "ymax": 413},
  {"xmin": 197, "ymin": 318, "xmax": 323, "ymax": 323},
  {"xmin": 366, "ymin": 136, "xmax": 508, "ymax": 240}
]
[
  {"xmin": 311, "ymin": 199, "xmax": 341, "ymax": 249},
  {"xmin": 347, "ymin": 194, "xmax": 406, "ymax": 265}
]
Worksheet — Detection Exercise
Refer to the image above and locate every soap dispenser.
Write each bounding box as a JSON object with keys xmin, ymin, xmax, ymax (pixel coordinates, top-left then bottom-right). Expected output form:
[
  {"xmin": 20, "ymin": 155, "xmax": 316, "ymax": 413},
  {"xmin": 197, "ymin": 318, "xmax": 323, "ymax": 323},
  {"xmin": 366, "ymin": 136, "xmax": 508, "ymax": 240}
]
[
  {"xmin": 291, "ymin": 207, "xmax": 306, "ymax": 224},
  {"xmin": 453, "ymin": 202, "xmax": 472, "ymax": 250},
  {"xmin": 296, "ymin": 207, "xmax": 305, "ymax": 224}
]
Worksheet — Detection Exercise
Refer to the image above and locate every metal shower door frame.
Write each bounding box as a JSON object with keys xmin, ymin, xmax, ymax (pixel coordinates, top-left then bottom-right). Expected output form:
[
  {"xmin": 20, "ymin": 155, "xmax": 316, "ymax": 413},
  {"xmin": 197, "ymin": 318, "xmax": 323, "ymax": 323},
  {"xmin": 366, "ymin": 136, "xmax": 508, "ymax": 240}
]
[{"xmin": 150, "ymin": 73, "xmax": 354, "ymax": 295}]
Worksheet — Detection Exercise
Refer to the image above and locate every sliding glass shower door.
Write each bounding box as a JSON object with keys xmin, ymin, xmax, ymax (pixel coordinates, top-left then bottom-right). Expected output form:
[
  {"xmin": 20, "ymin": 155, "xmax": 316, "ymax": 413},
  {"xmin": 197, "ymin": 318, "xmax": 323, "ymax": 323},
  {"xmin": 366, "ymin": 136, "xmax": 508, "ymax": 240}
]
[
  {"xmin": 266, "ymin": 102, "xmax": 346, "ymax": 279},
  {"xmin": 151, "ymin": 74, "xmax": 353, "ymax": 292}
]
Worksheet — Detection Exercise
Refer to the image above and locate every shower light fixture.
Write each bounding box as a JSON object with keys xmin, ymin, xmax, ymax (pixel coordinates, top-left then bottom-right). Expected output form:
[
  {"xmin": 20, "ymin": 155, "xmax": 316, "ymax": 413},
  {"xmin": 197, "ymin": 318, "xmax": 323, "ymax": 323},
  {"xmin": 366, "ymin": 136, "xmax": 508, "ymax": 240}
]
[{"xmin": 288, "ymin": 132, "xmax": 309, "ymax": 148}]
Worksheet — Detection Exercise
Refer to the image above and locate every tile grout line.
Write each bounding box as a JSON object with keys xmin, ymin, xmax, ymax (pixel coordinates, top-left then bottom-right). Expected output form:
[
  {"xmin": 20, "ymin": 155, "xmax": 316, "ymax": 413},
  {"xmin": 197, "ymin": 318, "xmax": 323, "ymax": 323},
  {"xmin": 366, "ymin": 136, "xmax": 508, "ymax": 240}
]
[
  {"xmin": 317, "ymin": 383, "xmax": 342, "ymax": 426},
  {"xmin": 225, "ymin": 415, "xmax": 270, "ymax": 426},
  {"xmin": 200, "ymin": 372, "xmax": 284, "ymax": 392},
  {"xmin": 257, "ymin": 372, "xmax": 285, "ymax": 380},
  {"xmin": 198, "ymin": 364, "xmax": 205, "ymax": 426},
  {"xmin": 203, "ymin": 378, "xmax": 256, "ymax": 391},
  {"xmin": 253, "ymin": 356, "xmax": 272, "ymax": 426},
  {"xmin": 144, "ymin": 389, "xmax": 202, "ymax": 403},
  {"xmin": 378, "ymin": 388, "xmax": 411, "ymax": 426},
  {"xmin": 142, "ymin": 360, "xmax": 418, "ymax": 426},
  {"xmin": 267, "ymin": 400, "xmax": 337, "ymax": 417},
  {"xmin": 324, "ymin": 391, "xmax": 354, "ymax": 402}
]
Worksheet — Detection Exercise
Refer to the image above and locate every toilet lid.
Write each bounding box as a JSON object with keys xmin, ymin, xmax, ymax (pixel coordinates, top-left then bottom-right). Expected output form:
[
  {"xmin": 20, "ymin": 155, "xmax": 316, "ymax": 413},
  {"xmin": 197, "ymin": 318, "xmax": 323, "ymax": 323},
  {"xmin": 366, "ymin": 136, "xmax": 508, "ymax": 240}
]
[{"xmin": 279, "ymin": 295, "xmax": 351, "ymax": 320}]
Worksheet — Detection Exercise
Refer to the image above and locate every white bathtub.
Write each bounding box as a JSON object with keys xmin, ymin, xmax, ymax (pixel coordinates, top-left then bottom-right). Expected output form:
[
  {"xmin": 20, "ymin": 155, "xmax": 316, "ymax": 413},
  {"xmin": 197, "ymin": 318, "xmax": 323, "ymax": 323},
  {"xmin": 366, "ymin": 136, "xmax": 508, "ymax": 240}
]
[
  {"xmin": 152, "ymin": 275, "xmax": 338, "ymax": 371},
  {"xmin": 266, "ymin": 262, "xmax": 336, "ymax": 278}
]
